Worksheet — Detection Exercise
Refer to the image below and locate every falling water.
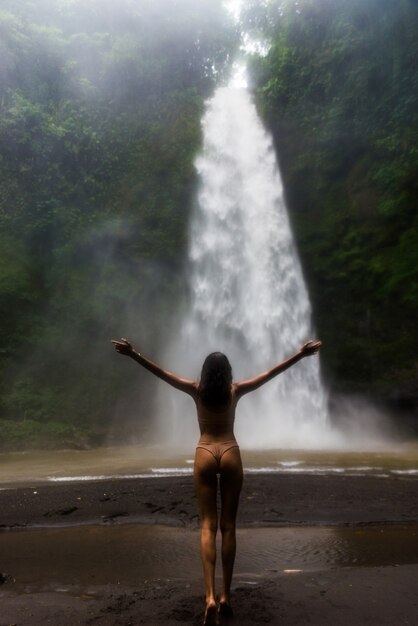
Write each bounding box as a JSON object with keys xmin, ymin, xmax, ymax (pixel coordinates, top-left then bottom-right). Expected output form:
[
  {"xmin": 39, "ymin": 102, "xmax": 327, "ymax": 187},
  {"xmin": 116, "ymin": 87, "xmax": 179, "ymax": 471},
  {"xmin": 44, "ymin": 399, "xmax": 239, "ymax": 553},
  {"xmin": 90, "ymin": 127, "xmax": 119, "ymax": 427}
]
[{"xmin": 158, "ymin": 78, "xmax": 336, "ymax": 450}]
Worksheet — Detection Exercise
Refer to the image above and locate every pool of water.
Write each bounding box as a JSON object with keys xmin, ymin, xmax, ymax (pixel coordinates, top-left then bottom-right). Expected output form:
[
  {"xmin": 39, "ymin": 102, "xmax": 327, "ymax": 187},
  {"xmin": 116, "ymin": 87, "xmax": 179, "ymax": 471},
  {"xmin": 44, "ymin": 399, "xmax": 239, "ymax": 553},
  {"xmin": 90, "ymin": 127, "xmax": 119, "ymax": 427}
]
[
  {"xmin": 1, "ymin": 444, "xmax": 418, "ymax": 487},
  {"xmin": 1, "ymin": 524, "xmax": 417, "ymax": 593}
]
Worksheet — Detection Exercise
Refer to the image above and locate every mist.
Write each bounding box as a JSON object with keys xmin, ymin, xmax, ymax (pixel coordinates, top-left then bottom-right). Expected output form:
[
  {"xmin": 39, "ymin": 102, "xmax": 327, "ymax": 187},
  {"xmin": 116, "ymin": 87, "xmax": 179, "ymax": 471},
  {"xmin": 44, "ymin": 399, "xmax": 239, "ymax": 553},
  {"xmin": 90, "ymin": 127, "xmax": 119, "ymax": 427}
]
[
  {"xmin": 0, "ymin": 0, "xmax": 237, "ymax": 448},
  {"xmin": 0, "ymin": 0, "xmax": 417, "ymax": 452}
]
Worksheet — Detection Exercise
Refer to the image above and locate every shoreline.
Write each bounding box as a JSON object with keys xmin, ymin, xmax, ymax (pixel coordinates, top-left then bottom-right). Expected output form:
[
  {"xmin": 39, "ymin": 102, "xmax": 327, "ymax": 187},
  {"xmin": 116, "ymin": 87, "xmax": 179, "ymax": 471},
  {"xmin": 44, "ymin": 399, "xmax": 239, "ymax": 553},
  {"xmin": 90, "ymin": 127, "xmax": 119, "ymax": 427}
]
[{"xmin": 1, "ymin": 472, "xmax": 417, "ymax": 530}]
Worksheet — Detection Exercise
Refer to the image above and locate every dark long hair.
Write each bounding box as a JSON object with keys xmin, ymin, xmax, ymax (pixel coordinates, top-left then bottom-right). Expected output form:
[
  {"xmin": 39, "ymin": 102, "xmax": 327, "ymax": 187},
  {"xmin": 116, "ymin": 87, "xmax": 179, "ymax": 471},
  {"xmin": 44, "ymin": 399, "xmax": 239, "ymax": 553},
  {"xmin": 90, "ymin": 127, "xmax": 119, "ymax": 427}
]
[{"xmin": 198, "ymin": 352, "xmax": 233, "ymax": 409}]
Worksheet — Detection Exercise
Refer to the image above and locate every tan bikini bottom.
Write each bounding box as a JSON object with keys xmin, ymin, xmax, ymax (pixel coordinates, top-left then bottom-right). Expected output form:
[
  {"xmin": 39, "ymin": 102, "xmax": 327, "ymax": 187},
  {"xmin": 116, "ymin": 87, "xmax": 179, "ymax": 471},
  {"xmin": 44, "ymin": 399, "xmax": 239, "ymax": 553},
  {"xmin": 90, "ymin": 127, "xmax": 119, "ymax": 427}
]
[{"xmin": 196, "ymin": 440, "xmax": 239, "ymax": 469}]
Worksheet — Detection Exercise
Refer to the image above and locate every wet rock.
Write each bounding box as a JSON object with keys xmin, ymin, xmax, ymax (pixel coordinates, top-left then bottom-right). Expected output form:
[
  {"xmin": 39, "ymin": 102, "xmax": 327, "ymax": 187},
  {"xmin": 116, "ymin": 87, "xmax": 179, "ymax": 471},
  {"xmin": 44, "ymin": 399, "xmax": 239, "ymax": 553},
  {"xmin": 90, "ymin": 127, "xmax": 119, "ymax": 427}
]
[
  {"xmin": 0, "ymin": 572, "xmax": 15, "ymax": 584},
  {"xmin": 43, "ymin": 506, "xmax": 78, "ymax": 517}
]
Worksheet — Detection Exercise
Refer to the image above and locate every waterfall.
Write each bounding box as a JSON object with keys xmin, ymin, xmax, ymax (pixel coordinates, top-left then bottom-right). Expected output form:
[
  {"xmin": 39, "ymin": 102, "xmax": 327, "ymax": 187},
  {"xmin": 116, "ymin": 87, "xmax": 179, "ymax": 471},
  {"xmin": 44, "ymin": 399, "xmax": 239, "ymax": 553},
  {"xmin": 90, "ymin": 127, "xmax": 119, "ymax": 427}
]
[{"xmin": 157, "ymin": 81, "xmax": 333, "ymax": 450}]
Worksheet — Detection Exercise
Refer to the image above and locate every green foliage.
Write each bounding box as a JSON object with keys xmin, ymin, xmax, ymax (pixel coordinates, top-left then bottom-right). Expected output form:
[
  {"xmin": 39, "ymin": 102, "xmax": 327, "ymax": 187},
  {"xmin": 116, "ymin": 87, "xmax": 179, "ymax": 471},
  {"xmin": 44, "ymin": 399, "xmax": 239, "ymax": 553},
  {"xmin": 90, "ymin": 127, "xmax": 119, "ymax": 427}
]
[
  {"xmin": 3, "ymin": 0, "xmax": 417, "ymax": 448},
  {"xmin": 246, "ymin": 0, "xmax": 418, "ymax": 394},
  {"xmin": 0, "ymin": 418, "xmax": 94, "ymax": 450},
  {"xmin": 0, "ymin": 0, "xmax": 237, "ymax": 447}
]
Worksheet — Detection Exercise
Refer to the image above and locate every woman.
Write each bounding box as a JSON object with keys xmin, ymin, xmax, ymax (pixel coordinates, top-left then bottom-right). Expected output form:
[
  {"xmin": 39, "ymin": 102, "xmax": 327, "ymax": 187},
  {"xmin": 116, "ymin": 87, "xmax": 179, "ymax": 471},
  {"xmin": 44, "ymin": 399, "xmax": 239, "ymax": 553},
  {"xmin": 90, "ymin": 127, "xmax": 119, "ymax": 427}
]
[{"xmin": 112, "ymin": 338, "xmax": 321, "ymax": 624}]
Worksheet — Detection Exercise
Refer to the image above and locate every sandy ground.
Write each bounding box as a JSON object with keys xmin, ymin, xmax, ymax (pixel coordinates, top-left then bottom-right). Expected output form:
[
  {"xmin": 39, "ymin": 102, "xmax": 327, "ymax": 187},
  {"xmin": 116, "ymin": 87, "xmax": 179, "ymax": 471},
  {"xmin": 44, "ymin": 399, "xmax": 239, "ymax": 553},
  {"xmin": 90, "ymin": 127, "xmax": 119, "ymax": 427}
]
[
  {"xmin": 1, "ymin": 473, "xmax": 418, "ymax": 529},
  {"xmin": 2, "ymin": 565, "xmax": 418, "ymax": 626},
  {"xmin": 1, "ymin": 473, "xmax": 418, "ymax": 625}
]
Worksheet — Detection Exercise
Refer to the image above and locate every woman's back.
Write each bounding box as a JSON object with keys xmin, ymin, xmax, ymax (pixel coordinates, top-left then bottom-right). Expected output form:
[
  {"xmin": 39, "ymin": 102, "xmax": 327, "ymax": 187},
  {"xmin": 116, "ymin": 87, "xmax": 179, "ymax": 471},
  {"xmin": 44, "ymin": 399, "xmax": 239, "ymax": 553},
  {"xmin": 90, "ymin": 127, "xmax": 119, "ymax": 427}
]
[{"xmin": 195, "ymin": 386, "xmax": 237, "ymax": 442}]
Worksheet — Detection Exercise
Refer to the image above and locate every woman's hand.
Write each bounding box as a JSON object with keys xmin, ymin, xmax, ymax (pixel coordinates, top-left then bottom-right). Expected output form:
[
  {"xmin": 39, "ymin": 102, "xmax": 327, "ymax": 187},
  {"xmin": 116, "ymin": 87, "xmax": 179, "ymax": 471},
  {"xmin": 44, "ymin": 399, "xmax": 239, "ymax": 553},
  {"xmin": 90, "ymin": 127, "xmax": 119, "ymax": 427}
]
[
  {"xmin": 111, "ymin": 337, "xmax": 135, "ymax": 356},
  {"xmin": 301, "ymin": 340, "xmax": 322, "ymax": 356}
]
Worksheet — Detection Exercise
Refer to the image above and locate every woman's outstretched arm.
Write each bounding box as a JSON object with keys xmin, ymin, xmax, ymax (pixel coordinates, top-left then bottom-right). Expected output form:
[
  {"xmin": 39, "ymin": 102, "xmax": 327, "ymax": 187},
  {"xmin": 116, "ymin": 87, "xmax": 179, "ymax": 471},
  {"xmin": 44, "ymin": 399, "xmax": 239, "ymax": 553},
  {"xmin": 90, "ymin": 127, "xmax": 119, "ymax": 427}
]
[
  {"xmin": 234, "ymin": 340, "xmax": 322, "ymax": 399},
  {"xmin": 111, "ymin": 338, "xmax": 197, "ymax": 397}
]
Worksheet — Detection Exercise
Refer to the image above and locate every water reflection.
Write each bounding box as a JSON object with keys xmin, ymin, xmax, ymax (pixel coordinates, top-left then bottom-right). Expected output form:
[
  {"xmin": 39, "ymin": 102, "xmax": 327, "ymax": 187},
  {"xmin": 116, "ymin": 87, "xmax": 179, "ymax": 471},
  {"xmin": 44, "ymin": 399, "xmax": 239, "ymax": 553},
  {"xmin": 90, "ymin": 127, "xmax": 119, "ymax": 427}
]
[
  {"xmin": 1, "ymin": 524, "xmax": 417, "ymax": 592},
  {"xmin": 333, "ymin": 526, "xmax": 418, "ymax": 568}
]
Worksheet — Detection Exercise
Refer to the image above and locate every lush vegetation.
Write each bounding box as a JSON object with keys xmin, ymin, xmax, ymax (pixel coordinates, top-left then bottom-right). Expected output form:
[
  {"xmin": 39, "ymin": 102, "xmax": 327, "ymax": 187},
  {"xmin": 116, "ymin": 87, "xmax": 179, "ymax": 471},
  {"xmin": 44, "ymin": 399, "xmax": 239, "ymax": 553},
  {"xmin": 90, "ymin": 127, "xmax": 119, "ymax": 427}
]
[
  {"xmin": 245, "ymin": 0, "xmax": 418, "ymax": 400},
  {"xmin": 1, "ymin": 0, "xmax": 417, "ymax": 449},
  {"xmin": 0, "ymin": 0, "xmax": 237, "ymax": 448}
]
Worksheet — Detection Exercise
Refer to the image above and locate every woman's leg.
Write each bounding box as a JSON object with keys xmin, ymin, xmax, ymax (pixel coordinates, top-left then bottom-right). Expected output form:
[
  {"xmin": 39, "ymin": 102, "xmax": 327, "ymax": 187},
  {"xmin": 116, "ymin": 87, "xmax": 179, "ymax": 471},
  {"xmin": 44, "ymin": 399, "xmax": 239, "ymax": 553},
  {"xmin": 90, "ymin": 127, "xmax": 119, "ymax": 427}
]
[
  {"xmin": 219, "ymin": 447, "xmax": 243, "ymax": 610},
  {"xmin": 194, "ymin": 448, "xmax": 219, "ymax": 623}
]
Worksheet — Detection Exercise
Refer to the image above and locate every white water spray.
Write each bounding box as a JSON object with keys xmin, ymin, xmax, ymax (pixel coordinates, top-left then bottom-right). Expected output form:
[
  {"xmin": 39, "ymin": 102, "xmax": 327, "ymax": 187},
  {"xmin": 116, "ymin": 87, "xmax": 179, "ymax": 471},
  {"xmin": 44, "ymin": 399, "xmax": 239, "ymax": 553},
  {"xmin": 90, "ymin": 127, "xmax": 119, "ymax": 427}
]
[{"xmin": 158, "ymin": 78, "xmax": 337, "ymax": 450}]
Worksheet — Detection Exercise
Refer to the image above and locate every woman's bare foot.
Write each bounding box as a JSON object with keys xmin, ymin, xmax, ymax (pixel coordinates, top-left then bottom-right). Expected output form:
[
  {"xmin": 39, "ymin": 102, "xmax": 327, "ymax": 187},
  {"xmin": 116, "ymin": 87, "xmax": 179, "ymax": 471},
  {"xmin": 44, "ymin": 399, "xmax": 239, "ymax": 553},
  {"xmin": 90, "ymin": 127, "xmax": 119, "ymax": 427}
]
[
  {"xmin": 203, "ymin": 600, "xmax": 218, "ymax": 625},
  {"xmin": 219, "ymin": 599, "xmax": 233, "ymax": 619}
]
